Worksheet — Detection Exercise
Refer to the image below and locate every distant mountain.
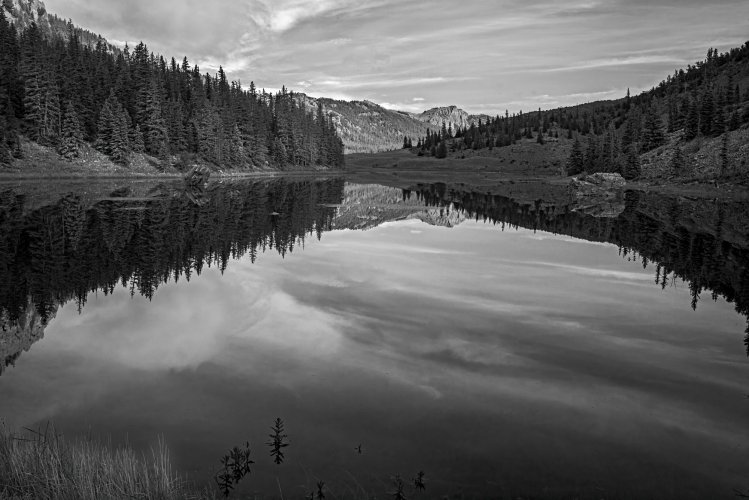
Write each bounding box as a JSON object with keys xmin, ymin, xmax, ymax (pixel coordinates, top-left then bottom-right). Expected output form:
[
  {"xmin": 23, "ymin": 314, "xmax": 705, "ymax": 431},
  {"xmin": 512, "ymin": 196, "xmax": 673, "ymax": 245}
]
[
  {"xmin": 294, "ymin": 96, "xmax": 497, "ymax": 154},
  {"xmin": 411, "ymin": 106, "xmax": 491, "ymax": 133},
  {"xmin": 2, "ymin": 0, "xmax": 117, "ymax": 51},
  {"xmin": 296, "ymin": 94, "xmax": 431, "ymax": 154}
]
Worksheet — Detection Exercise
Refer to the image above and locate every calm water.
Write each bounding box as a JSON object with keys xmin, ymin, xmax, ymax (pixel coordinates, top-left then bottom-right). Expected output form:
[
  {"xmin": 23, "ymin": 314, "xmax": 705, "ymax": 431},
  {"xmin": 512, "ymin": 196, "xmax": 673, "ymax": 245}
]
[{"xmin": 1, "ymin": 178, "xmax": 748, "ymax": 499}]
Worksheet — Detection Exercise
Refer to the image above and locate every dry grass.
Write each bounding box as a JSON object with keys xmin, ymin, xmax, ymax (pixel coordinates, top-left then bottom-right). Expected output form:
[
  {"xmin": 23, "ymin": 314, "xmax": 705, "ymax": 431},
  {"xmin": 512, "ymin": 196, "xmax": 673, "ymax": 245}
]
[{"xmin": 0, "ymin": 423, "xmax": 213, "ymax": 500}]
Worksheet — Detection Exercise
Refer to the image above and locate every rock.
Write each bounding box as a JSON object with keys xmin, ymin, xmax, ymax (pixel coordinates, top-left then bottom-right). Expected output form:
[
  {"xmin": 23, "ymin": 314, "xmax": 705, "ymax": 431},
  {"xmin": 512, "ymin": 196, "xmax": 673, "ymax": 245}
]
[
  {"xmin": 582, "ymin": 172, "xmax": 626, "ymax": 189},
  {"xmin": 568, "ymin": 173, "xmax": 626, "ymax": 218},
  {"xmin": 184, "ymin": 165, "xmax": 211, "ymax": 186}
]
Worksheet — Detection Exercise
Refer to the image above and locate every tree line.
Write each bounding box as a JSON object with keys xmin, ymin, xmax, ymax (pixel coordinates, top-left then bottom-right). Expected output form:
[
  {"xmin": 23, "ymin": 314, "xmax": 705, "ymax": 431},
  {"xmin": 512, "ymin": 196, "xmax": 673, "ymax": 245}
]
[
  {"xmin": 0, "ymin": 178, "xmax": 345, "ymax": 337},
  {"xmin": 409, "ymin": 42, "xmax": 749, "ymax": 180},
  {"xmin": 0, "ymin": 11, "xmax": 344, "ymax": 169}
]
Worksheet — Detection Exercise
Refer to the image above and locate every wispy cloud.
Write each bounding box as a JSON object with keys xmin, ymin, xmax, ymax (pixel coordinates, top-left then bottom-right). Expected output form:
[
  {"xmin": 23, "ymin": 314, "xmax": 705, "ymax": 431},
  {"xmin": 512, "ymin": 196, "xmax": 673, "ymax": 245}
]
[{"xmin": 42, "ymin": 0, "xmax": 749, "ymax": 114}]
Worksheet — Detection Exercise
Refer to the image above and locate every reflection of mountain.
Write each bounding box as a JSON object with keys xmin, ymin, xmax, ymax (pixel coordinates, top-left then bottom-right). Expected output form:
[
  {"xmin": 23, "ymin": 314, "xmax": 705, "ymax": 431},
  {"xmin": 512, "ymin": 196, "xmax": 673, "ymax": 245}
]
[
  {"xmin": 0, "ymin": 179, "xmax": 345, "ymax": 374},
  {"xmin": 408, "ymin": 183, "xmax": 749, "ymax": 353},
  {"xmin": 0, "ymin": 297, "xmax": 56, "ymax": 375},
  {"xmin": 331, "ymin": 184, "xmax": 466, "ymax": 230}
]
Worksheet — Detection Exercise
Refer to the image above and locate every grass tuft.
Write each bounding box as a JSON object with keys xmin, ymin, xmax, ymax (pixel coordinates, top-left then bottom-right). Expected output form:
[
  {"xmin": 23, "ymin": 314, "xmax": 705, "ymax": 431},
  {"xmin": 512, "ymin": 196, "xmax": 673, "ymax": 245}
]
[{"xmin": 0, "ymin": 423, "xmax": 213, "ymax": 500}]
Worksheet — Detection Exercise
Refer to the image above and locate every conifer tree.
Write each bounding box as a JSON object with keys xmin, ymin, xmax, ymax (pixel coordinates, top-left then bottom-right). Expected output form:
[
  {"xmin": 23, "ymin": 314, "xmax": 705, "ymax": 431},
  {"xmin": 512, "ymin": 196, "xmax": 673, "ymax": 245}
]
[
  {"xmin": 58, "ymin": 101, "xmax": 83, "ymax": 160},
  {"xmin": 435, "ymin": 140, "xmax": 447, "ymax": 159},
  {"xmin": 566, "ymin": 138, "xmax": 584, "ymax": 176},
  {"xmin": 131, "ymin": 124, "xmax": 145, "ymax": 153},
  {"xmin": 719, "ymin": 133, "xmax": 729, "ymax": 176},
  {"xmin": 622, "ymin": 144, "xmax": 641, "ymax": 180},
  {"xmin": 712, "ymin": 104, "xmax": 725, "ymax": 136},
  {"xmin": 684, "ymin": 96, "xmax": 700, "ymax": 141},
  {"xmin": 699, "ymin": 90, "xmax": 714, "ymax": 137},
  {"xmin": 583, "ymin": 136, "xmax": 598, "ymax": 173},
  {"xmin": 669, "ymin": 146, "xmax": 684, "ymax": 176},
  {"xmin": 642, "ymin": 105, "xmax": 665, "ymax": 151}
]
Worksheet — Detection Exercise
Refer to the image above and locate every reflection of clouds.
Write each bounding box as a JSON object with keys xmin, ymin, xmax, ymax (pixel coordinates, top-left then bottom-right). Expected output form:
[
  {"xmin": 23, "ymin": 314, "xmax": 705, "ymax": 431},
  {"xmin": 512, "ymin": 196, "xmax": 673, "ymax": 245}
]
[{"xmin": 1, "ymin": 218, "xmax": 748, "ymax": 487}]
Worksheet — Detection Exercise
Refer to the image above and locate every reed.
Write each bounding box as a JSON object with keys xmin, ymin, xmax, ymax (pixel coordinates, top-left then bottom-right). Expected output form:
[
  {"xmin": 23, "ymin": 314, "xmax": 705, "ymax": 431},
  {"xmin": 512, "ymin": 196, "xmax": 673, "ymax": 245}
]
[{"xmin": 0, "ymin": 423, "xmax": 212, "ymax": 500}]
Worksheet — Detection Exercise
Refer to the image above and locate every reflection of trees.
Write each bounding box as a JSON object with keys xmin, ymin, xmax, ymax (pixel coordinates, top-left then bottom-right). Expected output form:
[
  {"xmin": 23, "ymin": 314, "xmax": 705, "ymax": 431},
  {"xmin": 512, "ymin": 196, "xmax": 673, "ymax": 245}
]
[
  {"xmin": 409, "ymin": 184, "xmax": 749, "ymax": 354},
  {"xmin": 0, "ymin": 178, "xmax": 344, "ymax": 326}
]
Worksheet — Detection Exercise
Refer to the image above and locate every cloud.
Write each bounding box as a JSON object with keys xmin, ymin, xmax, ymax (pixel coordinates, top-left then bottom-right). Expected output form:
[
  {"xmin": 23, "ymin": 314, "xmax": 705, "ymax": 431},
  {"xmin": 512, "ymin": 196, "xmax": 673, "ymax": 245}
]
[{"xmin": 42, "ymin": 0, "xmax": 749, "ymax": 114}]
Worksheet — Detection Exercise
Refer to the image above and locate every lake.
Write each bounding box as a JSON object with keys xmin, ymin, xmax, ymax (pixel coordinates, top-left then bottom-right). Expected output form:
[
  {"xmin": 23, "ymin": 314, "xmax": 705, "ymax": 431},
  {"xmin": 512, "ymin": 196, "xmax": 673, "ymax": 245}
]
[{"xmin": 1, "ymin": 177, "xmax": 748, "ymax": 499}]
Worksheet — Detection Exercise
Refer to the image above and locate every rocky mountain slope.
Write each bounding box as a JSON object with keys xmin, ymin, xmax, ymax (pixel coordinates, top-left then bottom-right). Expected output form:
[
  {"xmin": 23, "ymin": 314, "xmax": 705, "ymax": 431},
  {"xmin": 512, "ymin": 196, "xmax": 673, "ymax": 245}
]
[
  {"xmin": 295, "ymin": 95, "xmax": 495, "ymax": 154},
  {"xmin": 411, "ymin": 106, "xmax": 491, "ymax": 133},
  {"xmin": 296, "ymin": 94, "xmax": 430, "ymax": 154},
  {"xmin": 2, "ymin": 0, "xmax": 116, "ymax": 51}
]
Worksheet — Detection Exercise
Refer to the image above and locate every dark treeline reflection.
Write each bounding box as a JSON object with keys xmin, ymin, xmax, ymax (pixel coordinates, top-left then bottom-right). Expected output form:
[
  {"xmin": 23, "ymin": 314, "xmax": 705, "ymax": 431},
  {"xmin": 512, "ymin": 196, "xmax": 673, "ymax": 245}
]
[
  {"xmin": 0, "ymin": 178, "xmax": 344, "ymax": 373},
  {"xmin": 406, "ymin": 183, "xmax": 749, "ymax": 355}
]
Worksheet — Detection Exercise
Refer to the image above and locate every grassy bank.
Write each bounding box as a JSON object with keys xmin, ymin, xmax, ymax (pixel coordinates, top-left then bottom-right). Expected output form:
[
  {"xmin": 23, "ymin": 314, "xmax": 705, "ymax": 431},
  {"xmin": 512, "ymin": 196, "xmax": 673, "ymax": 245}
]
[
  {"xmin": 0, "ymin": 138, "xmax": 340, "ymax": 180},
  {"xmin": 0, "ymin": 424, "xmax": 212, "ymax": 500}
]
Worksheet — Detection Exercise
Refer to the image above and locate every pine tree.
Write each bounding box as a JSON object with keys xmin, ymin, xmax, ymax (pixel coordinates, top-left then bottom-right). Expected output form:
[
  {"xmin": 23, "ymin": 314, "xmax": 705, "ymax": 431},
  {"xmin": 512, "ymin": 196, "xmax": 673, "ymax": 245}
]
[
  {"xmin": 669, "ymin": 146, "xmax": 684, "ymax": 176},
  {"xmin": 622, "ymin": 144, "xmax": 641, "ymax": 180},
  {"xmin": 0, "ymin": 114, "xmax": 11, "ymax": 165},
  {"xmin": 583, "ymin": 136, "xmax": 598, "ymax": 173},
  {"xmin": 684, "ymin": 96, "xmax": 699, "ymax": 141},
  {"xmin": 712, "ymin": 104, "xmax": 725, "ymax": 136},
  {"xmin": 96, "ymin": 93, "xmax": 130, "ymax": 165},
  {"xmin": 566, "ymin": 138, "xmax": 584, "ymax": 176},
  {"xmin": 719, "ymin": 133, "xmax": 729, "ymax": 177},
  {"xmin": 642, "ymin": 105, "xmax": 665, "ymax": 151},
  {"xmin": 58, "ymin": 101, "xmax": 83, "ymax": 160},
  {"xmin": 228, "ymin": 123, "xmax": 244, "ymax": 165},
  {"xmin": 435, "ymin": 140, "xmax": 447, "ymax": 159},
  {"xmin": 131, "ymin": 124, "xmax": 145, "ymax": 153},
  {"xmin": 699, "ymin": 90, "xmax": 714, "ymax": 137}
]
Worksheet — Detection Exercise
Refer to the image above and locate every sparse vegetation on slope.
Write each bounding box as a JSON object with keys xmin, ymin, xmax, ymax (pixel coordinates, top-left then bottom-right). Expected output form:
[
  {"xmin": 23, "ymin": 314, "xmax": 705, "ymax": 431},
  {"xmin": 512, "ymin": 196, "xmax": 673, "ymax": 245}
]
[{"xmin": 410, "ymin": 43, "xmax": 749, "ymax": 184}]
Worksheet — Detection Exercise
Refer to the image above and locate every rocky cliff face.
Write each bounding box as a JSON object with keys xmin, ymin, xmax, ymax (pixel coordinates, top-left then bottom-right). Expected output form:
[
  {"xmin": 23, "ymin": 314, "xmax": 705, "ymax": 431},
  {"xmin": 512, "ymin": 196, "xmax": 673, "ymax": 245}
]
[
  {"xmin": 2, "ymin": 0, "xmax": 116, "ymax": 51},
  {"xmin": 2, "ymin": 0, "xmax": 50, "ymax": 30},
  {"xmin": 412, "ymin": 106, "xmax": 491, "ymax": 133}
]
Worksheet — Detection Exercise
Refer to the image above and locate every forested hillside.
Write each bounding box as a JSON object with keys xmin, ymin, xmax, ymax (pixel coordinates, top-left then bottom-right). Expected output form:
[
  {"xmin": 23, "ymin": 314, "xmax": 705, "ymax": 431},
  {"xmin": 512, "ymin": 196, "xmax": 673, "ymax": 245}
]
[
  {"xmin": 0, "ymin": 4, "xmax": 344, "ymax": 171},
  {"xmin": 414, "ymin": 43, "xmax": 749, "ymax": 182}
]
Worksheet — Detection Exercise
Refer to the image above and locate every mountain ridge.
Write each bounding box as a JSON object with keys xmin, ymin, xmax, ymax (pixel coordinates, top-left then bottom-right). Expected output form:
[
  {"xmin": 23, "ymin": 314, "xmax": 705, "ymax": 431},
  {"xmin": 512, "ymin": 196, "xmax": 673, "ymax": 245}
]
[{"xmin": 2, "ymin": 0, "xmax": 118, "ymax": 51}]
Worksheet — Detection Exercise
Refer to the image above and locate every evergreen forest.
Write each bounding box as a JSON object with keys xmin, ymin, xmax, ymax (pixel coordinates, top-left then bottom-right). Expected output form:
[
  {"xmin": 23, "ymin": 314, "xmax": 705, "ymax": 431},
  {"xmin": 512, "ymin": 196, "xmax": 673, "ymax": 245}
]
[{"xmin": 0, "ymin": 10, "xmax": 345, "ymax": 170}]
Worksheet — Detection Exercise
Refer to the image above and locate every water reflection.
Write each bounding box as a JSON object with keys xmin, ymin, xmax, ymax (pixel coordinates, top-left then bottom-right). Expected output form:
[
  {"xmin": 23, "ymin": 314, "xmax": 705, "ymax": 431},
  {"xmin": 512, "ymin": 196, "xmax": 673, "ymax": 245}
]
[
  {"xmin": 0, "ymin": 178, "xmax": 344, "ymax": 373},
  {"xmin": 405, "ymin": 182, "xmax": 749, "ymax": 356},
  {"xmin": 0, "ymin": 178, "xmax": 748, "ymax": 499}
]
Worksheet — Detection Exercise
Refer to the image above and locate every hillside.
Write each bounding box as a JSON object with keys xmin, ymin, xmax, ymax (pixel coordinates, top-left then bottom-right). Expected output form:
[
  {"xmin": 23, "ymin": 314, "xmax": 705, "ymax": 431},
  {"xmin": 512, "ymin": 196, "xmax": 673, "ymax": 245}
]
[
  {"xmin": 0, "ymin": 0, "xmax": 344, "ymax": 173},
  {"xmin": 409, "ymin": 42, "xmax": 749, "ymax": 184},
  {"xmin": 296, "ymin": 94, "xmax": 431, "ymax": 154}
]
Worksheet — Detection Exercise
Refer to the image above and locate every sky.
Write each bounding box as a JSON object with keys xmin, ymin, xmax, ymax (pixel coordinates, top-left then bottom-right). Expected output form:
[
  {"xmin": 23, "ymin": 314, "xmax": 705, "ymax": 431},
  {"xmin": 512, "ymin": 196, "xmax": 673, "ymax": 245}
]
[{"xmin": 41, "ymin": 0, "xmax": 749, "ymax": 115}]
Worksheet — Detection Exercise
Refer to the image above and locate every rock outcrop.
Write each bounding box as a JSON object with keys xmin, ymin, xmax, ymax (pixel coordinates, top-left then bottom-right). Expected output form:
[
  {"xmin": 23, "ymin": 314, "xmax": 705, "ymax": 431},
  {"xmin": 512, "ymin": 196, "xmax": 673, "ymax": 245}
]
[{"xmin": 567, "ymin": 173, "xmax": 626, "ymax": 218}]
